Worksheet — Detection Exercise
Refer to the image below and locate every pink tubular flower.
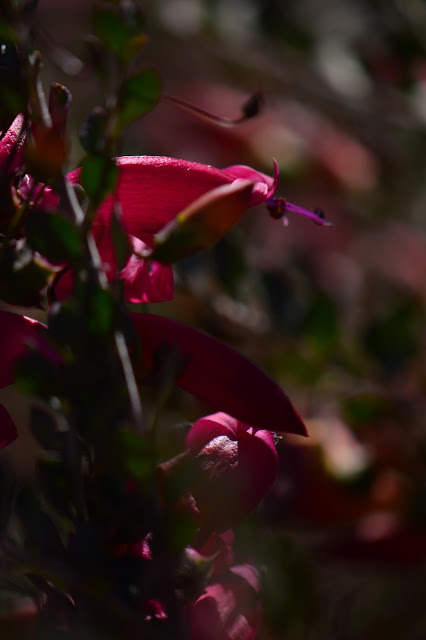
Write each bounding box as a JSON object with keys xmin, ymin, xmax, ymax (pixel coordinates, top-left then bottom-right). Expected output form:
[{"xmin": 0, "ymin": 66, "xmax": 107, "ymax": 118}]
[
  {"xmin": 130, "ymin": 313, "xmax": 307, "ymax": 436},
  {"xmin": 66, "ymin": 156, "xmax": 278, "ymax": 238},
  {"xmin": 53, "ymin": 156, "xmax": 277, "ymax": 303},
  {"xmin": 186, "ymin": 412, "xmax": 279, "ymax": 529},
  {"xmin": 51, "ymin": 156, "xmax": 327, "ymax": 303},
  {"xmin": 67, "ymin": 156, "xmax": 328, "ymax": 239}
]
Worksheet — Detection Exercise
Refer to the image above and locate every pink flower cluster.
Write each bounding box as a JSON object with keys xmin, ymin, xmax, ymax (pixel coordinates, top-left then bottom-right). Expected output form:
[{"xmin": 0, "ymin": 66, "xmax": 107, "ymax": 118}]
[{"xmin": 0, "ymin": 111, "xmax": 318, "ymax": 639}]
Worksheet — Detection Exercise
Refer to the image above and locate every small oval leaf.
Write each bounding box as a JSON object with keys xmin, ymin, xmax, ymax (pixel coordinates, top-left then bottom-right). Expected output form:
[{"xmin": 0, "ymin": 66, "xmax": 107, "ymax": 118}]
[{"xmin": 26, "ymin": 210, "xmax": 82, "ymax": 263}]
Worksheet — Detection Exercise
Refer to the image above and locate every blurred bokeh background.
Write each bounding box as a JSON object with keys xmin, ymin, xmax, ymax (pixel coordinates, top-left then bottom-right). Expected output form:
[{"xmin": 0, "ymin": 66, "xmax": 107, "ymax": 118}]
[{"xmin": 3, "ymin": 0, "xmax": 426, "ymax": 637}]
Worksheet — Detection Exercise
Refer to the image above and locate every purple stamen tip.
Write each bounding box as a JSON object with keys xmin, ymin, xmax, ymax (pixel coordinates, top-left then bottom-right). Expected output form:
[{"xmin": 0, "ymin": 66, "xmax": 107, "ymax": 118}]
[{"xmin": 266, "ymin": 196, "xmax": 332, "ymax": 227}]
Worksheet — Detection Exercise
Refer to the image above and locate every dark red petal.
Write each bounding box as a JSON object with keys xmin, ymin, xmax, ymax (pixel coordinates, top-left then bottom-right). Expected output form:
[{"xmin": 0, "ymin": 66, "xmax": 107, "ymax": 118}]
[
  {"xmin": 131, "ymin": 313, "xmax": 307, "ymax": 435},
  {"xmin": 67, "ymin": 156, "xmax": 234, "ymax": 237}
]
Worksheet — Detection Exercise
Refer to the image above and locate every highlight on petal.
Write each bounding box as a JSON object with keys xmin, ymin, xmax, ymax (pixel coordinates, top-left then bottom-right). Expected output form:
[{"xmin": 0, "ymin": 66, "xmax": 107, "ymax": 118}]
[
  {"xmin": 0, "ymin": 311, "xmax": 55, "ymax": 389},
  {"xmin": 185, "ymin": 413, "xmax": 279, "ymax": 528},
  {"xmin": 0, "ymin": 403, "xmax": 17, "ymax": 449},
  {"xmin": 130, "ymin": 313, "xmax": 307, "ymax": 436},
  {"xmin": 0, "ymin": 113, "xmax": 25, "ymax": 174}
]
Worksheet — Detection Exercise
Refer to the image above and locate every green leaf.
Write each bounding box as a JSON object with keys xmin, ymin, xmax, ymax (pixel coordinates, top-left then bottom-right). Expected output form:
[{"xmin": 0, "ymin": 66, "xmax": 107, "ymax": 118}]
[
  {"xmin": 15, "ymin": 352, "xmax": 60, "ymax": 398},
  {"xmin": 92, "ymin": 1, "xmax": 146, "ymax": 60},
  {"xmin": 15, "ymin": 487, "xmax": 65, "ymax": 555},
  {"xmin": 49, "ymin": 299, "xmax": 86, "ymax": 350},
  {"xmin": 117, "ymin": 429, "xmax": 155, "ymax": 482},
  {"xmin": 116, "ymin": 68, "xmax": 161, "ymax": 130},
  {"xmin": 0, "ymin": 243, "xmax": 54, "ymax": 306},
  {"xmin": 79, "ymin": 106, "xmax": 109, "ymax": 154},
  {"xmin": 26, "ymin": 210, "xmax": 82, "ymax": 263},
  {"xmin": 111, "ymin": 203, "xmax": 132, "ymax": 270},
  {"xmin": 87, "ymin": 287, "xmax": 116, "ymax": 336},
  {"xmin": 38, "ymin": 458, "xmax": 75, "ymax": 519},
  {"xmin": 80, "ymin": 154, "xmax": 118, "ymax": 206}
]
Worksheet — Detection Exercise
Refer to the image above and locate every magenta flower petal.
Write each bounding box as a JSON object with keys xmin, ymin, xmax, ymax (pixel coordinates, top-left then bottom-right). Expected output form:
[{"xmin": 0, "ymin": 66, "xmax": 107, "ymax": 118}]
[
  {"xmin": 50, "ymin": 234, "xmax": 174, "ymax": 305},
  {"xmin": 121, "ymin": 236, "xmax": 174, "ymax": 303},
  {"xmin": 185, "ymin": 412, "xmax": 240, "ymax": 451},
  {"xmin": 67, "ymin": 156, "xmax": 274, "ymax": 238},
  {"xmin": 185, "ymin": 413, "xmax": 278, "ymax": 528},
  {"xmin": 131, "ymin": 313, "xmax": 307, "ymax": 436},
  {"xmin": 189, "ymin": 562, "xmax": 261, "ymax": 640},
  {"xmin": 0, "ymin": 403, "xmax": 17, "ymax": 449},
  {"xmin": 0, "ymin": 113, "xmax": 25, "ymax": 174},
  {"xmin": 0, "ymin": 311, "xmax": 56, "ymax": 389},
  {"xmin": 122, "ymin": 255, "xmax": 174, "ymax": 304},
  {"xmin": 221, "ymin": 163, "xmax": 277, "ymax": 204},
  {"xmin": 67, "ymin": 156, "xmax": 234, "ymax": 237}
]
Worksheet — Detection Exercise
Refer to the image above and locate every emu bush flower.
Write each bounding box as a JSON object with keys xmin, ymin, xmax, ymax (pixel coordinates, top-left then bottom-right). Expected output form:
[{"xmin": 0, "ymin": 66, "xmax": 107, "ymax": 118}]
[
  {"xmin": 186, "ymin": 412, "xmax": 279, "ymax": 530},
  {"xmin": 53, "ymin": 156, "xmax": 275, "ymax": 302},
  {"xmin": 51, "ymin": 156, "xmax": 328, "ymax": 303},
  {"xmin": 66, "ymin": 155, "xmax": 278, "ymax": 237}
]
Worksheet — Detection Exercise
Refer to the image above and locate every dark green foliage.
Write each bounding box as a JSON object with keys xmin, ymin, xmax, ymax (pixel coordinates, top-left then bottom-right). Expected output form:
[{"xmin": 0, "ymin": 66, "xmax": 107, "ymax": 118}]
[
  {"xmin": 363, "ymin": 297, "xmax": 423, "ymax": 374},
  {"xmin": 30, "ymin": 407, "xmax": 60, "ymax": 450},
  {"xmin": 80, "ymin": 154, "xmax": 119, "ymax": 206},
  {"xmin": 79, "ymin": 106, "xmax": 109, "ymax": 154},
  {"xmin": 111, "ymin": 203, "xmax": 132, "ymax": 270},
  {"xmin": 0, "ymin": 243, "xmax": 53, "ymax": 306},
  {"xmin": 92, "ymin": 0, "xmax": 146, "ymax": 61},
  {"xmin": 15, "ymin": 487, "xmax": 65, "ymax": 556},
  {"xmin": 26, "ymin": 210, "xmax": 82, "ymax": 263},
  {"xmin": 117, "ymin": 429, "xmax": 156, "ymax": 482},
  {"xmin": 116, "ymin": 68, "xmax": 161, "ymax": 130}
]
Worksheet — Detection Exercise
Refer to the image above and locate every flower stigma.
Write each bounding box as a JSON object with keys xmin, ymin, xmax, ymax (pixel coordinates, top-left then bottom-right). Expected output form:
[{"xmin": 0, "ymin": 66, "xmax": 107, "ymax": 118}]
[{"xmin": 266, "ymin": 196, "xmax": 332, "ymax": 227}]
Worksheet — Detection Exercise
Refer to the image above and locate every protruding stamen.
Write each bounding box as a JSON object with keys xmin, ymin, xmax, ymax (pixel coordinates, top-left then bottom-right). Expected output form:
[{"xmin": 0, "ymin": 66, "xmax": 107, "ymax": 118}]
[
  {"xmin": 266, "ymin": 196, "xmax": 332, "ymax": 227},
  {"xmin": 162, "ymin": 90, "xmax": 263, "ymax": 127}
]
